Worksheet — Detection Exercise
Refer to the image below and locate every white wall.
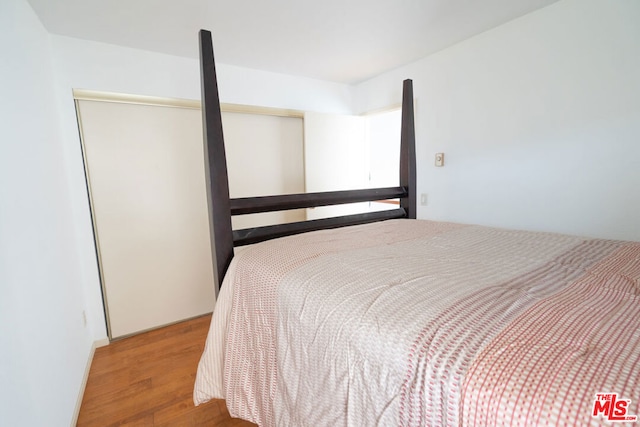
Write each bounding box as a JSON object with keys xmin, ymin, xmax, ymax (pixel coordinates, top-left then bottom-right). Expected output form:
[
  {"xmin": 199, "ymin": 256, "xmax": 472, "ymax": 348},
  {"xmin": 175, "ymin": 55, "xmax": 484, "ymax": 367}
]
[
  {"xmin": 355, "ymin": 0, "xmax": 640, "ymax": 241},
  {"xmin": 0, "ymin": 0, "xmax": 95, "ymax": 425},
  {"xmin": 52, "ymin": 34, "xmax": 355, "ymax": 111}
]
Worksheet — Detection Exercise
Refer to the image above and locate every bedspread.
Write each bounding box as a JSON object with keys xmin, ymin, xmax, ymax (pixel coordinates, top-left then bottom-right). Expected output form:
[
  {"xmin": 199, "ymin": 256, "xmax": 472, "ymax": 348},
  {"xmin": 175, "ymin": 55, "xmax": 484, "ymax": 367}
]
[{"xmin": 194, "ymin": 219, "xmax": 640, "ymax": 426}]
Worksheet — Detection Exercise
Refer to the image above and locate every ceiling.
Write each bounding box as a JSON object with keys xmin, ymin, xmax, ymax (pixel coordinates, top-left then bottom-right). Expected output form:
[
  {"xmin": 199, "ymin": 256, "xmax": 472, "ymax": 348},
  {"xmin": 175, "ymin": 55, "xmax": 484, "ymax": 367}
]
[{"xmin": 27, "ymin": 0, "xmax": 558, "ymax": 84}]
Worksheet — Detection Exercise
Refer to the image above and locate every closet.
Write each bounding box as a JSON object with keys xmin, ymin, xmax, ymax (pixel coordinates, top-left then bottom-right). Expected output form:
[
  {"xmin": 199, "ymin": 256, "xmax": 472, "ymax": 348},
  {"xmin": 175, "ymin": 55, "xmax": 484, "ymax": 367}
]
[{"xmin": 75, "ymin": 92, "xmax": 304, "ymax": 339}]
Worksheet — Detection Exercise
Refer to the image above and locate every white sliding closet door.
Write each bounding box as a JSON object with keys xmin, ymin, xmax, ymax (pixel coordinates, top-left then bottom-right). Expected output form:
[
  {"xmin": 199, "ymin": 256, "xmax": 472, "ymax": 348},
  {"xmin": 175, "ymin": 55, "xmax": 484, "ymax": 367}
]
[
  {"xmin": 77, "ymin": 99, "xmax": 215, "ymax": 339},
  {"xmin": 304, "ymin": 109, "xmax": 403, "ymax": 218},
  {"xmin": 367, "ymin": 108, "xmax": 402, "ymax": 213},
  {"xmin": 223, "ymin": 111, "xmax": 305, "ymax": 230},
  {"xmin": 77, "ymin": 95, "xmax": 306, "ymax": 339},
  {"xmin": 304, "ymin": 112, "xmax": 368, "ymax": 220}
]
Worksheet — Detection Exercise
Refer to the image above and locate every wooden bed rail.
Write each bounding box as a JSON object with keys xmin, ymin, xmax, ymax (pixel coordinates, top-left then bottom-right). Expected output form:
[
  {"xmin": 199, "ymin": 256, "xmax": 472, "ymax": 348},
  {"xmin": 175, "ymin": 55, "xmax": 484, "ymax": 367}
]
[
  {"xmin": 199, "ymin": 29, "xmax": 415, "ymax": 291},
  {"xmin": 230, "ymin": 186, "xmax": 406, "ymax": 215},
  {"xmin": 234, "ymin": 208, "xmax": 407, "ymax": 246}
]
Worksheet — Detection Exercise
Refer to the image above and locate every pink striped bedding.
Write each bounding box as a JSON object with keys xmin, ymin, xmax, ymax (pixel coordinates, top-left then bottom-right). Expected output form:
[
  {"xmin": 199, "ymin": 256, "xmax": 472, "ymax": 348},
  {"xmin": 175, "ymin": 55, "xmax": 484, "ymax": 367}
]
[{"xmin": 194, "ymin": 219, "xmax": 639, "ymax": 426}]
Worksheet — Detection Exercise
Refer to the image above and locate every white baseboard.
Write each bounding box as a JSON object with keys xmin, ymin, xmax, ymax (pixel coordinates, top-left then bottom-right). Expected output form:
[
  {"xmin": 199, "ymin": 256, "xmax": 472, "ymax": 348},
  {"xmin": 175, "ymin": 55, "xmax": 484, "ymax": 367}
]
[
  {"xmin": 70, "ymin": 338, "xmax": 109, "ymax": 426},
  {"xmin": 95, "ymin": 337, "xmax": 110, "ymax": 348}
]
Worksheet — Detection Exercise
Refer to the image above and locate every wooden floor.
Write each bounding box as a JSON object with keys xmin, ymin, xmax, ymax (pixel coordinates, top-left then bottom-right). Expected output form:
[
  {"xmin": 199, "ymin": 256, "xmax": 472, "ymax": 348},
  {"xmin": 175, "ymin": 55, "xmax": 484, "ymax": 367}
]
[{"xmin": 77, "ymin": 314, "xmax": 256, "ymax": 426}]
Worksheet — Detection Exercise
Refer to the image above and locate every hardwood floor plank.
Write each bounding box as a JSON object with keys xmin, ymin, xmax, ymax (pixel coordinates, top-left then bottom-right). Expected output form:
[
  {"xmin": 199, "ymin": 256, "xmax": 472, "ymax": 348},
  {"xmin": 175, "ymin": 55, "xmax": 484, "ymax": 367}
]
[{"xmin": 77, "ymin": 315, "xmax": 256, "ymax": 427}]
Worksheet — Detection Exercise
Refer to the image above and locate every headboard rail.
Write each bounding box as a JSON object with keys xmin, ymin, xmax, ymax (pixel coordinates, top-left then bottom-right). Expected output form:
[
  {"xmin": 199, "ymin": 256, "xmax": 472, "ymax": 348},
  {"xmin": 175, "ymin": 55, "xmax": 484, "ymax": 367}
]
[
  {"xmin": 199, "ymin": 29, "xmax": 415, "ymax": 292},
  {"xmin": 234, "ymin": 208, "xmax": 406, "ymax": 246},
  {"xmin": 230, "ymin": 186, "xmax": 407, "ymax": 215}
]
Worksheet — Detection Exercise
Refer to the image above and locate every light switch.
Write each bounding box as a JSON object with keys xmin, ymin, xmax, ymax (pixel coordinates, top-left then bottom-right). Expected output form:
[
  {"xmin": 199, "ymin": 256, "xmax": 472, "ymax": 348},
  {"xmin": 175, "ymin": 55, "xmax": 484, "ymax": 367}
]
[
  {"xmin": 420, "ymin": 193, "xmax": 428, "ymax": 206},
  {"xmin": 435, "ymin": 153, "xmax": 445, "ymax": 167}
]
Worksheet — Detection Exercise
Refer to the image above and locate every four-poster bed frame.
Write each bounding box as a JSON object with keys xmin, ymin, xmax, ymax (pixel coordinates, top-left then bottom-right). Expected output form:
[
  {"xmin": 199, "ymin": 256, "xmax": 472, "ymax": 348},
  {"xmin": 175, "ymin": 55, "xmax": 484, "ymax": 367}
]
[
  {"xmin": 194, "ymin": 29, "xmax": 640, "ymax": 427},
  {"xmin": 198, "ymin": 29, "xmax": 416, "ymax": 292}
]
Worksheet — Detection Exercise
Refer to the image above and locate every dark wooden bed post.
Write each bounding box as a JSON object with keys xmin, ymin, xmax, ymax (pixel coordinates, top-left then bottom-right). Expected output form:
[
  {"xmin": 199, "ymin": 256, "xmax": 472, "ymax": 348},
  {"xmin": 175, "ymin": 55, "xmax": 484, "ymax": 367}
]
[
  {"xmin": 199, "ymin": 30, "xmax": 234, "ymax": 295},
  {"xmin": 400, "ymin": 79, "xmax": 416, "ymax": 219},
  {"xmin": 199, "ymin": 29, "xmax": 416, "ymax": 293}
]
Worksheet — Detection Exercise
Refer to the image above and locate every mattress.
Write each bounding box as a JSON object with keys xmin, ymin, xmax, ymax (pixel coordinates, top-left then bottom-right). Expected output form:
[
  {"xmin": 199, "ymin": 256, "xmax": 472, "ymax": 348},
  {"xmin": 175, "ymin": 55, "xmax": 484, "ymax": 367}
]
[{"xmin": 194, "ymin": 219, "xmax": 640, "ymax": 426}]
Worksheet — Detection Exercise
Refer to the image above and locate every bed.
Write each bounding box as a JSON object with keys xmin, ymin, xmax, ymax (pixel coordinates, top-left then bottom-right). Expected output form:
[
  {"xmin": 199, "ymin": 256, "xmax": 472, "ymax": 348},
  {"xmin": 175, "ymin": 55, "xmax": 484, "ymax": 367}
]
[{"xmin": 193, "ymin": 30, "xmax": 640, "ymax": 426}]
